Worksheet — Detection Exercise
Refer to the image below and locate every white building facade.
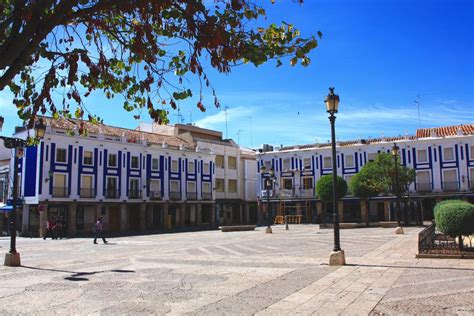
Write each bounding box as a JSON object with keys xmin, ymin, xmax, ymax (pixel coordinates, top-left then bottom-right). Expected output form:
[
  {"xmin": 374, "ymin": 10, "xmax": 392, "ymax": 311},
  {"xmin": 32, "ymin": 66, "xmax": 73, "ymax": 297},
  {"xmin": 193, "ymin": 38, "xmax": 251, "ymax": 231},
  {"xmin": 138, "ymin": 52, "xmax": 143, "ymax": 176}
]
[{"xmin": 257, "ymin": 125, "xmax": 474, "ymax": 224}]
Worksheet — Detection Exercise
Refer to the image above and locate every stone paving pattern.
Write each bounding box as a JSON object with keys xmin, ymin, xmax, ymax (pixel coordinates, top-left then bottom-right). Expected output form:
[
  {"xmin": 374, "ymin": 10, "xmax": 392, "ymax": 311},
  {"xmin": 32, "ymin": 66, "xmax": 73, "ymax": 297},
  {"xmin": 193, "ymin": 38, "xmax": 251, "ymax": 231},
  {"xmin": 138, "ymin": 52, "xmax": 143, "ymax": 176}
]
[{"xmin": 0, "ymin": 225, "xmax": 473, "ymax": 315}]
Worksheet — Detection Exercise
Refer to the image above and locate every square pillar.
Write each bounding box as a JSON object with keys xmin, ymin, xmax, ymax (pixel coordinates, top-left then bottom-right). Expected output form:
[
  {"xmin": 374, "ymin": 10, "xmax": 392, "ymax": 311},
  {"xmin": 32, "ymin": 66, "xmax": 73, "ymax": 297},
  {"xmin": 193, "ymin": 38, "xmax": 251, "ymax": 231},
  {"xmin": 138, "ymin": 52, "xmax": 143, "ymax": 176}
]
[
  {"xmin": 120, "ymin": 204, "xmax": 127, "ymax": 233},
  {"xmin": 211, "ymin": 204, "xmax": 216, "ymax": 225},
  {"xmin": 139, "ymin": 204, "xmax": 146, "ymax": 231},
  {"xmin": 68, "ymin": 203, "xmax": 77, "ymax": 236},
  {"xmin": 196, "ymin": 204, "xmax": 202, "ymax": 225},
  {"xmin": 39, "ymin": 204, "xmax": 48, "ymax": 238},
  {"xmin": 190, "ymin": 205, "xmax": 196, "ymax": 225},
  {"xmin": 384, "ymin": 201, "xmax": 390, "ymax": 221}
]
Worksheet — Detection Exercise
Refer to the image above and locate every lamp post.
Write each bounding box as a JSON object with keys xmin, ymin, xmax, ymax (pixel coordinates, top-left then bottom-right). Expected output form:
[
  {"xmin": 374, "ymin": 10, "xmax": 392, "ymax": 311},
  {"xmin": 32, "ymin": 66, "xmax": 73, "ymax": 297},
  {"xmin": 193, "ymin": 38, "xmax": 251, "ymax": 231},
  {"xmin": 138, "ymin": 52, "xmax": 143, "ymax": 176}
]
[
  {"xmin": 260, "ymin": 165, "xmax": 275, "ymax": 234},
  {"xmin": 391, "ymin": 143, "xmax": 404, "ymax": 234},
  {"xmin": 0, "ymin": 116, "xmax": 46, "ymax": 266},
  {"xmin": 325, "ymin": 87, "xmax": 345, "ymax": 266}
]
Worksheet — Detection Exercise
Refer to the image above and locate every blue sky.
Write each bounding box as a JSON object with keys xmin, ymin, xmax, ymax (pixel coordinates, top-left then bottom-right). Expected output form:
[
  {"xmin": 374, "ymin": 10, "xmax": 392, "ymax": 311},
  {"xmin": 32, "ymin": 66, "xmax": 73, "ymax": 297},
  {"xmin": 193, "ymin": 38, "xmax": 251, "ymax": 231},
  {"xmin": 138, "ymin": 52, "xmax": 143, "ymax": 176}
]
[{"xmin": 1, "ymin": 0, "xmax": 473, "ymax": 149}]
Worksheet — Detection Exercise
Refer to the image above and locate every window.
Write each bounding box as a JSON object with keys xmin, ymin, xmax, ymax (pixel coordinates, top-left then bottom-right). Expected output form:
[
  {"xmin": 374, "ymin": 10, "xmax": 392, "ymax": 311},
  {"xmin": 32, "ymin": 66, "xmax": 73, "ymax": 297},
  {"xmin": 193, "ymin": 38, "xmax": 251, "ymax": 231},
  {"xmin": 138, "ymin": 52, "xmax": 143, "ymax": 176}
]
[
  {"xmin": 367, "ymin": 153, "xmax": 377, "ymax": 162},
  {"xmin": 187, "ymin": 181, "xmax": 196, "ymax": 192},
  {"xmin": 170, "ymin": 180, "xmax": 180, "ymax": 192},
  {"xmin": 303, "ymin": 158, "xmax": 312, "ymax": 170},
  {"xmin": 302, "ymin": 177, "xmax": 313, "ymax": 189},
  {"xmin": 283, "ymin": 158, "xmax": 291, "ymax": 171},
  {"xmin": 83, "ymin": 150, "xmax": 93, "ymax": 165},
  {"xmin": 171, "ymin": 160, "xmax": 179, "ymax": 172},
  {"xmin": 216, "ymin": 155, "xmax": 224, "ymax": 168},
  {"xmin": 188, "ymin": 161, "xmax": 195, "ymax": 173},
  {"xmin": 129, "ymin": 178, "xmax": 140, "ymax": 198},
  {"xmin": 228, "ymin": 156, "xmax": 237, "ymax": 170},
  {"xmin": 228, "ymin": 179, "xmax": 237, "ymax": 193},
  {"xmin": 80, "ymin": 175, "xmax": 94, "ymax": 197},
  {"xmin": 131, "ymin": 156, "xmax": 139, "ymax": 169},
  {"xmin": 106, "ymin": 177, "xmax": 118, "ymax": 198},
  {"xmin": 149, "ymin": 179, "xmax": 160, "ymax": 192},
  {"xmin": 282, "ymin": 178, "xmax": 293, "ymax": 190},
  {"xmin": 202, "ymin": 182, "xmax": 211, "ymax": 193},
  {"xmin": 443, "ymin": 147, "xmax": 454, "ymax": 161},
  {"xmin": 264, "ymin": 160, "xmax": 271, "ymax": 170},
  {"xmin": 345, "ymin": 155, "xmax": 354, "ymax": 167},
  {"xmin": 108, "ymin": 153, "xmax": 117, "ymax": 167},
  {"xmin": 417, "ymin": 149, "xmax": 428, "ymax": 163},
  {"xmin": 152, "ymin": 158, "xmax": 159, "ymax": 170},
  {"xmin": 215, "ymin": 178, "xmax": 225, "ymax": 192},
  {"xmin": 203, "ymin": 162, "xmax": 210, "ymax": 173},
  {"xmin": 323, "ymin": 156, "xmax": 332, "ymax": 169},
  {"xmin": 56, "ymin": 148, "xmax": 67, "ymax": 163},
  {"xmin": 53, "ymin": 173, "xmax": 67, "ymax": 197}
]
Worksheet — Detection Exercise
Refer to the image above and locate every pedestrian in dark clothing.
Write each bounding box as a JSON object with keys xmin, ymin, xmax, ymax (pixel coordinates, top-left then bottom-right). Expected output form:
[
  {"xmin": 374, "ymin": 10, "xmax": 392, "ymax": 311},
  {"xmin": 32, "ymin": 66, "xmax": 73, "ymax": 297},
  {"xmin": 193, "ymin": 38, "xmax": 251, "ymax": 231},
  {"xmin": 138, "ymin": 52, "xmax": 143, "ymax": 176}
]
[{"xmin": 93, "ymin": 216, "xmax": 107, "ymax": 244}]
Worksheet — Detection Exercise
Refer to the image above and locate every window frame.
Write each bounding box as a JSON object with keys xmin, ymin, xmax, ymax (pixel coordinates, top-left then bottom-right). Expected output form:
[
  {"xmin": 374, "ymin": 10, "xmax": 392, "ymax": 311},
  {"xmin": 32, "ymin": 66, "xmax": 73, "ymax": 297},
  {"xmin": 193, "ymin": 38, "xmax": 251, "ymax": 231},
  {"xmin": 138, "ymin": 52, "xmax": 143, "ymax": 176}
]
[
  {"xmin": 443, "ymin": 147, "xmax": 455, "ymax": 161},
  {"xmin": 228, "ymin": 156, "xmax": 237, "ymax": 170},
  {"xmin": 83, "ymin": 150, "xmax": 93, "ymax": 166},
  {"xmin": 417, "ymin": 149, "xmax": 428, "ymax": 163},
  {"xmin": 108, "ymin": 153, "xmax": 117, "ymax": 167},
  {"xmin": 228, "ymin": 179, "xmax": 237, "ymax": 193},
  {"xmin": 151, "ymin": 158, "xmax": 159, "ymax": 171},
  {"xmin": 131, "ymin": 155, "xmax": 139, "ymax": 169},
  {"xmin": 323, "ymin": 156, "xmax": 332, "ymax": 169},
  {"xmin": 56, "ymin": 148, "xmax": 67, "ymax": 163}
]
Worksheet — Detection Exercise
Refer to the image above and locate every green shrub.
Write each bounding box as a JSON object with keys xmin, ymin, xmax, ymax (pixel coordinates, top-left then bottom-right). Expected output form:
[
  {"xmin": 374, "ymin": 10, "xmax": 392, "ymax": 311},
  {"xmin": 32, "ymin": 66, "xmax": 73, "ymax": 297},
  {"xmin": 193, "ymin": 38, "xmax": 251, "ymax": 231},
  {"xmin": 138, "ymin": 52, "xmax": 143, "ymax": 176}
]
[
  {"xmin": 433, "ymin": 199, "xmax": 465, "ymax": 215},
  {"xmin": 316, "ymin": 174, "xmax": 347, "ymax": 202},
  {"xmin": 434, "ymin": 201, "xmax": 474, "ymax": 237}
]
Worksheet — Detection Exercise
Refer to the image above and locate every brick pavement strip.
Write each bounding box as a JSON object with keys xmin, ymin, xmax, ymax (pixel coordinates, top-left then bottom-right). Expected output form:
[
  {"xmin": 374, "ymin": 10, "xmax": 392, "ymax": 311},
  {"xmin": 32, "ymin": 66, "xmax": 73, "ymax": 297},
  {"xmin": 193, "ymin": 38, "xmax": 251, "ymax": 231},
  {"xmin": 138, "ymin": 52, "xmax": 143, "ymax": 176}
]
[{"xmin": 0, "ymin": 225, "xmax": 473, "ymax": 315}]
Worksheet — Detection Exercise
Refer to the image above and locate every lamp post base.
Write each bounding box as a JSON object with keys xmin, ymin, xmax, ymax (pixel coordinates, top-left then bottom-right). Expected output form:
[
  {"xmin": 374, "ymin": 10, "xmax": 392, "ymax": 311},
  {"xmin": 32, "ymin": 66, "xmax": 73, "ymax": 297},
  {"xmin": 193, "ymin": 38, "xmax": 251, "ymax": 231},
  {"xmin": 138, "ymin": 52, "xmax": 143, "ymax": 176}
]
[
  {"xmin": 395, "ymin": 226, "xmax": 404, "ymax": 234},
  {"xmin": 265, "ymin": 227, "xmax": 272, "ymax": 234},
  {"xmin": 4, "ymin": 252, "xmax": 21, "ymax": 267},
  {"xmin": 329, "ymin": 250, "xmax": 346, "ymax": 266}
]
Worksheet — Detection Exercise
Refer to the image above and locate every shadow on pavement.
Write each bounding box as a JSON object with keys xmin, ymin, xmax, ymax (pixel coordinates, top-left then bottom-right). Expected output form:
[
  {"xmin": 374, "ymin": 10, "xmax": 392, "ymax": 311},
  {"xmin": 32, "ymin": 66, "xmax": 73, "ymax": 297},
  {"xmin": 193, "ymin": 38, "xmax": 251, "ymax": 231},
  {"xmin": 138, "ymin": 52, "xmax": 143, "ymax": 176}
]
[{"xmin": 20, "ymin": 265, "xmax": 136, "ymax": 282}]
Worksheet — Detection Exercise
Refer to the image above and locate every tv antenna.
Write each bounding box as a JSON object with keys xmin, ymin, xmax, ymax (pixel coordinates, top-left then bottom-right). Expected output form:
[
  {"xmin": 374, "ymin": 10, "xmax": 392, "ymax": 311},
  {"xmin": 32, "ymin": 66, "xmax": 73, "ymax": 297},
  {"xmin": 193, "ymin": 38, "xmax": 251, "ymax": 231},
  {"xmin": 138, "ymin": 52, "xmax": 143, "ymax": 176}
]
[
  {"xmin": 223, "ymin": 106, "xmax": 229, "ymax": 139},
  {"xmin": 236, "ymin": 129, "xmax": 244, "ymax": 146},
  {"xmin": 414, "ymin": 94, "xmax": 421, "ymax": 128}
]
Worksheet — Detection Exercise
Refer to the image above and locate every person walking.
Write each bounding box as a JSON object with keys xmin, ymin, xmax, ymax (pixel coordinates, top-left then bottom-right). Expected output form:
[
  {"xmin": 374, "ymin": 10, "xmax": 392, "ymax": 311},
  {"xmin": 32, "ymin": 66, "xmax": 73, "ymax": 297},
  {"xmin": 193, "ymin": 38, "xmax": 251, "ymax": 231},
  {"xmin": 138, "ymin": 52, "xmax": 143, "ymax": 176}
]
[
  {"xmin": 43, "ymin": 217, "xmax": 57, "ymax": 240},
  {"xmin": 93, "ymin": 216, "xmax": 107, "ymax": 244}
]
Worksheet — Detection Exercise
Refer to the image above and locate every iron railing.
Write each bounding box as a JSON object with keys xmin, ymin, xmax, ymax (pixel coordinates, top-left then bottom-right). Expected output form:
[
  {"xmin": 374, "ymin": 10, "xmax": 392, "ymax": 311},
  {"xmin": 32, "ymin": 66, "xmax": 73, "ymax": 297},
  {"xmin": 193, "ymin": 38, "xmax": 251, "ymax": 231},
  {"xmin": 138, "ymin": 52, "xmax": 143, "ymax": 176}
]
[
  {"xmin": 299, "ymin": 189, "xmax": 314, "ymax": 197},
  {"xmin": 105, "ymin": 189, "xmax": 120, "ymax": 199},
  {"xmin": 149, "ymin": 190, "xmax": 161, "ymax": 200},
  {"xmin": 202, "ymin": 192, "xmax": 212, "ymax": 200},
  {"xmin": 186, "ymin": 192, "xmax": 197, "ymax": 200},
  {"xmin": 128, "ymin": 189, "xmax": 142, "ymax": 199},
  {"xmin": 417, "ymin": 222, "xmax": 474, "ymax": 257},
  {"xmin": 169, "ymin": 191, "xmax": 181, "ymax": 200},
  {"xmin": 416, "ymin": 182, "xmax": 432, "ymax": 193},
  {"xmin": 52, "ymin": 187, "xmax": 68, "ymax": 197},
  {"xmin": 80, "ymin": 188, "xmax": 95, "ymax": 198},
  {"xmin": 442, "ymin": 181, "xmax": 459, "ymax": 192}
]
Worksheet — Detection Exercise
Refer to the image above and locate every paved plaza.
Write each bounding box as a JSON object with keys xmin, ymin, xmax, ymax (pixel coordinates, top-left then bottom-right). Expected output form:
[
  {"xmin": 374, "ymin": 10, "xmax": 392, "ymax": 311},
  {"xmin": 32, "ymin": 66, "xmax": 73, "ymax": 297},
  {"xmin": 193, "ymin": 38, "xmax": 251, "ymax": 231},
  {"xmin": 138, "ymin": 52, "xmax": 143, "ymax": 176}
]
[{"xmin": 0, "ymin": 225, "xmax": 473, "ymax": 315}]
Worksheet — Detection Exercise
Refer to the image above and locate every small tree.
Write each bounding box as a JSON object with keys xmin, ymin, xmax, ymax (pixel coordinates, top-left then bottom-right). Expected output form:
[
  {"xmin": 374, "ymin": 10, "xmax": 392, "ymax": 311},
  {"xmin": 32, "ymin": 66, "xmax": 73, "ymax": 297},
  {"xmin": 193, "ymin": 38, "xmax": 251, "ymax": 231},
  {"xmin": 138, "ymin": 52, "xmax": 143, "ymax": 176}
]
[
  {"xmin": 434, "ymin": 201, "xmax": 474, "ymax": 249},
  {"xmin": 316, "ymin": 174, "xmax": 347, "ymax": 221},
  {"xmin": 349, "ymin": 163, "xmax": 382, "ymax": 224}
]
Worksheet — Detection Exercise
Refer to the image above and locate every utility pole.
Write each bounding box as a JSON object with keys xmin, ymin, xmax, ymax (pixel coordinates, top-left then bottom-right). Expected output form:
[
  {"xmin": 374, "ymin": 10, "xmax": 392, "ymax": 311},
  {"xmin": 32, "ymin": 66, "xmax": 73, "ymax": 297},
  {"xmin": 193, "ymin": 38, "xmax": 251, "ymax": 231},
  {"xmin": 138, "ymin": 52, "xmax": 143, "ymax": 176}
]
[
  {"xmin": 224, "ymin": 106, "xmax": 229, "ymax": 139},
  {"xmin": 414, "ymin": 94, "xmax": 421, "ymax": 128}
]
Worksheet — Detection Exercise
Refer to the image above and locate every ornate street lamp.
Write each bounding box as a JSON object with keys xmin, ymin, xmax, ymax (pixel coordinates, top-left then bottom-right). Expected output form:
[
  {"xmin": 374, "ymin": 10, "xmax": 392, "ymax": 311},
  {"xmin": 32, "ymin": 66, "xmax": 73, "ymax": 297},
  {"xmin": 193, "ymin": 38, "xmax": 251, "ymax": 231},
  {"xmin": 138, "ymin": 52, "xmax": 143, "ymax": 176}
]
[
  {"xmin": 1, "ymin": 116, "xmax": 46, "ymax": 266},
  {"xmin": 391, "ymin": 143, "xmax": 404, "ymax": 234},
  {"xmin": 260, "ymin": 165, "xmax": 275, "ymax": 234},
  {"xmin": 325, "ymin": 87, "xmax": 345, "ymax": 266}
]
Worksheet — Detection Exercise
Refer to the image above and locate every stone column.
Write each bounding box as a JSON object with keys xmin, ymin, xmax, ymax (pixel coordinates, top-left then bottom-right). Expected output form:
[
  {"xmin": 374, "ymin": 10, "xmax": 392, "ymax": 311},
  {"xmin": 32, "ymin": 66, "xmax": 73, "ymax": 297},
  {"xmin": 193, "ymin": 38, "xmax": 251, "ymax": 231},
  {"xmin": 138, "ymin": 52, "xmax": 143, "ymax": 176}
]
[
  {"xmin": 338, "ymin": 201, "xmax": 344, "ymax": 223},
  {"xmin": 68, "ymin": 203, "xmax": 77, "ymax": 236},
  {"xmin": 384, "ymin": 201, "xmax": 390, "ymax": 221},
  {"xmin": 39, "ymin": 204, "xmax": 48, "ymax": 238},
  {"xmin": 174, "ymin": 205, "xmax": 180, "ymax": 227},
  {"xmin": 361, "ymin": 201, "xmax": 368, "ymax": 224},
  {"xmin": 190, "ymin": 205, "xmax": 196, "ymax": 226},
  {"xmin": 211, "ymin": 203, "xmax": 216, "ymax": 225},
  {"xmin": 139, "ymin": 204, "xmax": 146, "ymax": 231},
  {"xmin": 120, "ymin": 204, "xmax": 127, "ymax": 233},
  {"xmin": 245, "ymin": 204, "xmax": 250, "ymax": 224},
  {"xmin": 196, "ymin": 204, "xmax": 202, "ymax": 226}
]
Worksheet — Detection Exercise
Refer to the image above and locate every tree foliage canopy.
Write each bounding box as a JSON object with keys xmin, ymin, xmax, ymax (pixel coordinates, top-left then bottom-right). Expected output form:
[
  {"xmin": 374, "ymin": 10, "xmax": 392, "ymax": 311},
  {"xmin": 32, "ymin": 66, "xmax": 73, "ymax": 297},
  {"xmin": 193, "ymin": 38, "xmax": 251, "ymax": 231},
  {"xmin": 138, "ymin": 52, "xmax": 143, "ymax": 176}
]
[
  {"xmin": 349, "ymin": 153, "xmax": 416, "ymax": 199},
  {"xmin": 316, "ymin": 174, "xmax": 347, "ymax": 202},
  {"xmin": 0, "ymin": 0, "xmax": 319, "ymax": 131}
]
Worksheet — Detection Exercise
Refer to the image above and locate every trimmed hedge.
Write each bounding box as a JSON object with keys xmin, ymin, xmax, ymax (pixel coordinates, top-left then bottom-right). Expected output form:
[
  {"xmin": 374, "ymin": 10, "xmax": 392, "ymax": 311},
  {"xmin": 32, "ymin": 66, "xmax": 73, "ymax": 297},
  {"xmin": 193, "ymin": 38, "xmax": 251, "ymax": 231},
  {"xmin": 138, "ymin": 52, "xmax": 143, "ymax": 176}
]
[
  {"xmin": 434, "ymin": 201, "xmax": 474, "ymax": 237},
  {"xmin": 433, "ymin": 199, "xmax": 465, "ymax": 215}
]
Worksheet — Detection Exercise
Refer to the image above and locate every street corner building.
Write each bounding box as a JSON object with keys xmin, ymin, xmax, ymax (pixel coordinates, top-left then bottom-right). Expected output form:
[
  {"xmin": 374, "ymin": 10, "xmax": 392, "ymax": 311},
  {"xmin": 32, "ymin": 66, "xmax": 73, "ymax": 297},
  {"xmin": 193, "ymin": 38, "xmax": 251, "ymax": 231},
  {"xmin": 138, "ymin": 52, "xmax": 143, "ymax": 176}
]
[
  {"xmin": 10, "ymin": 117, "xmax": 258, "ymax": 237},
  {"xmin": 256, "ymin": 125, "xmax": 474, "ymax": 226}
]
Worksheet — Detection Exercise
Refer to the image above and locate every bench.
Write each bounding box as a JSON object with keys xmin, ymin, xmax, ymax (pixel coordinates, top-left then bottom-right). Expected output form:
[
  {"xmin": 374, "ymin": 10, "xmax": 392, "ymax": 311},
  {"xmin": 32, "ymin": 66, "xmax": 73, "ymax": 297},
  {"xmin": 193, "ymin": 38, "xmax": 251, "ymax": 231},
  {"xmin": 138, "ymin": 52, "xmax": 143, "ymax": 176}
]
[{"xmin": 221, "ymin": 225, "xmax": 256, "ymax": 232}]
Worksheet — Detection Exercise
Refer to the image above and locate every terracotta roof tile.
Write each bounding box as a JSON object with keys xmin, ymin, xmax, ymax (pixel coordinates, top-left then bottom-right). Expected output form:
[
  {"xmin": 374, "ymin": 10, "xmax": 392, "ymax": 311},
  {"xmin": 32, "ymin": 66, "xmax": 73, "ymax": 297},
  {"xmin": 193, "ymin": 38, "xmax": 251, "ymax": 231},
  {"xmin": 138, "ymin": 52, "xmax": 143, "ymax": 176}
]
[
  {"xmin": 416, "ymin": 124, "xmax": 474, "ymax": 138},
  {"xmin": 43, "ymin": 117, "xmax": 194, "ymax": 148}
]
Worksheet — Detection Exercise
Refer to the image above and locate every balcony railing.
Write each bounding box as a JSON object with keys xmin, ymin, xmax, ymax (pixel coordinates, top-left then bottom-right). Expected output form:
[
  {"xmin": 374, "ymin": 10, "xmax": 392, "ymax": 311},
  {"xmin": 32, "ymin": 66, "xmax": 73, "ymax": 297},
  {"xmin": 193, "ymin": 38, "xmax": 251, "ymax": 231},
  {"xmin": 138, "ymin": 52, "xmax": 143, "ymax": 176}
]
[
  {"xmin": 128, "ymin": 189, "xmax": 142, "ymax": 199},
  {"xmin": 187, "ymin": 192, "xmax": 197, "ymax": 200},
  {"xmin": 442, "ymin": 181, "xmax": 459, "ymax": 192},
  {"xmin": 416, "ymin": 182, "xmax": 432, "ymax": 193},
  {"xmin": 105, "ymin": 189, "xmax": 120, "ymax": 199},
  {"xmin": 299, "ymin": 188, "xmax": 314, "ymax": 197},
  {"xmin": 149, "ymin": 190, "xmax": 161, "ymax": 200},
  {"xmin": 80, "ymin": 188, "xmax": 96, "ymax": 198},
  {"xmin": 280, "ymin": 189, "xmax": 293, "ymax": 197},
  {"xmin": 52, "ymin": 187, "xmax": 68, "ymax": 197},
  {"xmin": 202, "ymin": 192, "xmax": 212, "ymax": 200},
  {"xmin": 169, "ymin": 191, "xmax": 181, "ymax": 201}
]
